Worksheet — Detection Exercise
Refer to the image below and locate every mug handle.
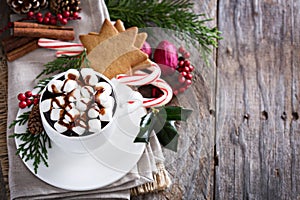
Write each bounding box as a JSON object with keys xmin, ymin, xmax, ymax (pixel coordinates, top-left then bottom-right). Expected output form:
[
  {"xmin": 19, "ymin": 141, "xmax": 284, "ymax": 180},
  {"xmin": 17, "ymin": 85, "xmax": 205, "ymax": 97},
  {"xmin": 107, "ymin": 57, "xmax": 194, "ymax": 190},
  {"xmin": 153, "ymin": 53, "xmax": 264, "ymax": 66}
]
[{"xmin": 117, "ymin": 91, "xmax": 143, "ymax": 117}]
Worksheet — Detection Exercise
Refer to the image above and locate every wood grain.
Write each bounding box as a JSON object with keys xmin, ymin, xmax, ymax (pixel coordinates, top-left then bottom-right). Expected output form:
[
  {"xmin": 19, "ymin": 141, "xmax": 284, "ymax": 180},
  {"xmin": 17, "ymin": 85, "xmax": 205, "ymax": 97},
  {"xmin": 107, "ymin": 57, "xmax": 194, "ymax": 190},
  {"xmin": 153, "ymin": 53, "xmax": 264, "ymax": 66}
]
[
  {"xmin": 134, "ymin": 0, "xmax": 218, "ymax": 199},
  {"xmin": 216, "ymin": 0, "xmax": 300, "ymax": 199}
]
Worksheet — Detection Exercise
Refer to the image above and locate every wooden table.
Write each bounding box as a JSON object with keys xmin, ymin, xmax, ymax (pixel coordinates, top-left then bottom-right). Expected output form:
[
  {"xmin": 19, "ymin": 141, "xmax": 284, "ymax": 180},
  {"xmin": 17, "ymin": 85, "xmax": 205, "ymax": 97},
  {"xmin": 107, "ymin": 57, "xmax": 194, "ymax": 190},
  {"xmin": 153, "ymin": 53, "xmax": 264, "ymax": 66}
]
[{"xmin": 1, "ymin": 0, "xmax": 300, "ymax": 199}]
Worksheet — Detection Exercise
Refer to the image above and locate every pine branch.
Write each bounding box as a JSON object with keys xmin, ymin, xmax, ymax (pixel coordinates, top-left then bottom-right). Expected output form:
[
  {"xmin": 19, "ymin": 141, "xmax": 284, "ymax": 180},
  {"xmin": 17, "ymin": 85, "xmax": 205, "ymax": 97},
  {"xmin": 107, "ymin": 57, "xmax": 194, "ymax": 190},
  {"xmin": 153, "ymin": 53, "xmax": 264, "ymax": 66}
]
[
  {"xmin": 34, "ymin": 76, "xmax": 54, "ymax": 94},
  {"xmin": 9, "ymin": 111, "xmax": 31, "ymax": 129},
  {"xmin": 105, "ymin": 0, "xmax": 222, "ymax": 61},
  {"xmin": 36, "ymin": 50, "xmax": 88, "ymax": 79},
  {"xmin": 11, "ymin": 130, "xmax": 51, "ymax": 174}
]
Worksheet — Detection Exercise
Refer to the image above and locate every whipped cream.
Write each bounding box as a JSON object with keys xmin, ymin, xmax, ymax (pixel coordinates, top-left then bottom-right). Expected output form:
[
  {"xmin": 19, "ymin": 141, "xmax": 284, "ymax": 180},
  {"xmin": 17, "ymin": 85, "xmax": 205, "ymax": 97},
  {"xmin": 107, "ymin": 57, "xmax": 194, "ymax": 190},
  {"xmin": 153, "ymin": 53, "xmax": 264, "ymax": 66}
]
[{"xmin": 41, "ymin": 68, "xmax": 116, "ymax": 136}]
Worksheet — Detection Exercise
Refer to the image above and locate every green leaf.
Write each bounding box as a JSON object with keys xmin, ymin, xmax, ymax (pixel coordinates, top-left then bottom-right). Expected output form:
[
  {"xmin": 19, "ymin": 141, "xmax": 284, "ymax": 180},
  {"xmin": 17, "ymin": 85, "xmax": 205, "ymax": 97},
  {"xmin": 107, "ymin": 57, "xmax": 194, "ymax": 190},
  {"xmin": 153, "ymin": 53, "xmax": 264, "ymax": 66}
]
[
  {"xmin": 163, "ymin": 106, "xmax": 193, "ymax": 121},
  {"xmin": 134, "ymin": 112, "xmax": 155, "ymax": 143},
  {"xmin": 156, "ymin": 121, "xmax": 179, "ymax": 152}
]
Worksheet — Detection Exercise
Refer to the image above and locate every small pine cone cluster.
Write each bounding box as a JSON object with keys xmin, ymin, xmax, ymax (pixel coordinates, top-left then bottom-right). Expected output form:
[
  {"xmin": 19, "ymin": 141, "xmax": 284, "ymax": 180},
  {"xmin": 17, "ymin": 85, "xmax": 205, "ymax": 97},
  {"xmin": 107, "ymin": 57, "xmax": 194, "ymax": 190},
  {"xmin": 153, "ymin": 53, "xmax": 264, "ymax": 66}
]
[
  {"xmin": 49, "ymin": 0, "xmax": 81, "ymax": 15},
  {"xmin": 7, "ymin": 0, "xmax": 48, "ymax": 14},
  {"xmin": 28, "ymin": 104, "xmax": 44, "ymax": 135}
]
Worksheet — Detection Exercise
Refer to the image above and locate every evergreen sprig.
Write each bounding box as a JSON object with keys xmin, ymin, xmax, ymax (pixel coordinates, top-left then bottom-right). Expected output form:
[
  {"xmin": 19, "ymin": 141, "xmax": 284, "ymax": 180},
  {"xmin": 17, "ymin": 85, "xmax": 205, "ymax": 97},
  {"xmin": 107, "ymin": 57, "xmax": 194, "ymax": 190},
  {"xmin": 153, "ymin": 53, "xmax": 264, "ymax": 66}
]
[
  {"xmin": 105, "ymin": 0, "xmax": 222, "ymax": 61},
  {"xmin": 9, "ymin": 111, "xmax": 31, "ymax": 129},
  {"xmin": 9, "ymin": 110, "xmax": 51, "ymax": 174},
  {"xmin": 10, "ymin": 130, "xmax": 51, "ymax": 174},
  {"xmin": 34, "ymin": 76, "xmax": 54, "ymax": 94},
  {"xmin": 36, "ymin": 50, "xmax": 88, "ymax": 79}
]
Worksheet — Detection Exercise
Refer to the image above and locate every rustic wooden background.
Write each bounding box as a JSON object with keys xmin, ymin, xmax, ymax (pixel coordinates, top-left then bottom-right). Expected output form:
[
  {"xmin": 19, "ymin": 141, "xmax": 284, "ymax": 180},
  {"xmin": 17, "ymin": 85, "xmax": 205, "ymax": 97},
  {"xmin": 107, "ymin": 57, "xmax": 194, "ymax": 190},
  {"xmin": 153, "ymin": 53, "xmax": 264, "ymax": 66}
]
[{"xmin": 1, "ymin": 0, "xmax": 300, "ymax": 199}]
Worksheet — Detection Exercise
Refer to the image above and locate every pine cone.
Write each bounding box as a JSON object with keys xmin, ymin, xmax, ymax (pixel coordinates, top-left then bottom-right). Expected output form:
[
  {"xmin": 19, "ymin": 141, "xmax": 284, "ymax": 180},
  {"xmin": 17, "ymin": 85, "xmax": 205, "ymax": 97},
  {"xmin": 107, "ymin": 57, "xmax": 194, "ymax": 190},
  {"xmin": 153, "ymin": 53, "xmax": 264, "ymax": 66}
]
[
  {"xmin": 28, "ymin": 104, "xmax": 44, "ymax": 135},
  {"xmin": 7, "ymin": 0, "xmax": 48, "ymax": 14},
  {"xmin": 49, "ymin": 0, "xmax": 81, "ymax": 15}
]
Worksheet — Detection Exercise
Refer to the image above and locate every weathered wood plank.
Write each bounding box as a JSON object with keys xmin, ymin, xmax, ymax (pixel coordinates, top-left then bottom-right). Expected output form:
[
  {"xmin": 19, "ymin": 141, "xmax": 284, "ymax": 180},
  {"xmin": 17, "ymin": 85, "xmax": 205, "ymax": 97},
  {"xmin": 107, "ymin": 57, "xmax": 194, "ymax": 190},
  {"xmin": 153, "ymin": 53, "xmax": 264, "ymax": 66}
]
[
  {"xmin": 216, "ymin": 0, "xmax": 300, "ymax": 199},
  {"xmin": 134, "ymin": 0, "xmax": 218, "ymax": 199}
]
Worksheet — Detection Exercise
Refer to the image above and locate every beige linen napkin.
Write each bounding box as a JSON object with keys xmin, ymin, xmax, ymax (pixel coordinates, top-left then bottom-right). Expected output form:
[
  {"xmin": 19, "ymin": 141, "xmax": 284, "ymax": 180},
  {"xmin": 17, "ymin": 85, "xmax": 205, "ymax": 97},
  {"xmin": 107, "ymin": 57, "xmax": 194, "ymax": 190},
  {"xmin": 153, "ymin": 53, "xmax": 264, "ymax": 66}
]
[{"xmin": 6, "ymin": 0, "xmax": 169, "ymax": 199}]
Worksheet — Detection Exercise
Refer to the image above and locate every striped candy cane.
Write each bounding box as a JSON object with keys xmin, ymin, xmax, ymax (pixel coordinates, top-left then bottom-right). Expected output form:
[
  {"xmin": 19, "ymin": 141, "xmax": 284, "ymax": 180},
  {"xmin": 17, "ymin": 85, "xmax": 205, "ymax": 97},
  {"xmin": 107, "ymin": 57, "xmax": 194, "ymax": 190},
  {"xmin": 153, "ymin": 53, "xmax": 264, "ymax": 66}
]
[
  {"xmin": 38, "ymin": 38, "xmax": 84, "ymax": 57},
  {"xmin": 116, "ymin": 62, "xmax": 173, "ymax": 107}
]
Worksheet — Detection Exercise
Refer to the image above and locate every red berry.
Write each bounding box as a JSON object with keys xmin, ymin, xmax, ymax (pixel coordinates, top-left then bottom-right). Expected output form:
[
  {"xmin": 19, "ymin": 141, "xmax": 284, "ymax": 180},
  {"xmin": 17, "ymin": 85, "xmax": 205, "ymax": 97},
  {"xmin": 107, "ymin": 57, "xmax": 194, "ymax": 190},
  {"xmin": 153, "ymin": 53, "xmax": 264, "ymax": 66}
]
[
  {"xmin": 60, "ymin": 18, "xmax": 68, "ymax": 25},
  {"xmin": 36, "ymin": 12, "xmax": 43, "ymax": 18},
  {"xmin": 178, "ymin": 60, "xmax": 184, "ymax": 67},
  {"xmin": 177, "ymin": 67, "xmax": 184, "ymax": 72},
  {"xmin": 178, "ymin": 46, "xmax": 185, "ymax": 54},
  {"xmin": 181, "ymin": 71, "xmax": 187, "ymax": 77},
  {"xmin": 19, "ymin": 101, "xmax": 27, "ymax": 109},
  {"xmin": 43, "ymin": 17, "xmax": 50, "ymax": 24},
  {"xmin": 186, "ymin": 73, "xmax": 193, "ymax": 80},
  {"xmin": 37, "ymin": 17, "xmax": 43, "ymax": 23},
  {"xmin": 179, "ymin": 87, "xmax": 186, "ymax": 93},
  {"xmin": 178, "ymin": 75, "xmax": 186, "ymax": 83},
  {"xmin": 72, "ymin": 12, "xmax": 79, "ymax": 18},
  {"xmin": 184, "ymin": 66, "xmax": 190, "ymax": 72},
  {"xmin": 26, "ymin": 99, "xmax": 32, "ymax": 106},
  {"xmin": 25, "ymin": 90, "xmax": 32, "ymax": 98},
  {"xmin": 63, "ymin": 11, "xmax": 70, "ymax": 18},
  {"xmin": 189, "ymin": 65, "xmax": 195, "ymax": 72},
  {"xmin": 27, "ymin": 11, "xmax": 34, "ymax": 18},
  {"xmin": 33, "ymin": 98, "xmax": 39, "ymax": 105},
  {"xmin": 173, "ymin": 90, "xmax": 179, "ymax": 95},
  {"xmin": 45, "ymin": 12, "xmax": 52, "ymax": 18},
  {"xmin": 50, "ymin": 18, "xmax": 57, "ymax": 25},
  {"xmin": 17, "ymin": 93, "xmax": 26, "ymax": 101},
  {"xmin": 184, "ymin": 52, "xmax": 190, "ymax": 59},
  {"xmin": 185, "ymin": 79, "xmax": 192, "ymax": 85},
  {"xmin": 56, "ymin": 13, "xmax": 63, "ymax": 21},
  {"xmin": 184, "ymin": 60, "xmax": 190, "ymax": 67}
]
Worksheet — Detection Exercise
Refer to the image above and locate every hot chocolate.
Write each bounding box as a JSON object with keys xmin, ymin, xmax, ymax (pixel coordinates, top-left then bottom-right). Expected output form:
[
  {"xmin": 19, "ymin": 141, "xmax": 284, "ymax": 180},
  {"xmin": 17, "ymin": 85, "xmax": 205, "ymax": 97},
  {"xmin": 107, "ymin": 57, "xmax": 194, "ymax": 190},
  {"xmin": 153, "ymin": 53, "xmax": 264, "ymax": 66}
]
[{"xmin": 40, "ymin": 68, "xmax": 116, "ymax": 137}]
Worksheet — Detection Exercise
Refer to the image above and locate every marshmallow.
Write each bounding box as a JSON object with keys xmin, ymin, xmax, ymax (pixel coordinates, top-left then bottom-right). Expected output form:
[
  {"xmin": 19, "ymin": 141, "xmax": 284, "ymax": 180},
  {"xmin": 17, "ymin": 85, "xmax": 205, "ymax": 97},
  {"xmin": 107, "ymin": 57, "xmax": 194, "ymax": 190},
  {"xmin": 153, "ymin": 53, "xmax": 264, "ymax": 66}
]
[
  {"xmin": 102, "ymin": 96, "xmax": 114, "ymax": 108},
  {"xmin": 67, "ymin": 108, "xmax": 80, "ymax": 119},
  {"xmin": 76, "ymin": 98, "xmax": 90, "ymax": 112},
  {"xmin": 80, "ymin": 68, "xmax": 98, "ymax": 86},
  {"xmin": 66, "ymin": 102, "xmax": 75, "ymax": 111},
  {"xmin": 65, "ymin": 69, "xmax": 80, "ymax": 80},
  {"xmin": 40, "ymin": 99, "xmax": 51, "ymax": 112},
  {"xmin": 50, "ymin": 108, "xmax": 63, "ymax": 121},
  {"xmin": 54, "ymin": 122, "xmax": 68, "ymax": 133},
  {"xmin": 88, "ymin": 119, "xmax": 102, "ymax": 133},
  {"xmin": 95, "ymin": 82, "xmax": 112, "ymax": 95},
  {"xmin": 48, "ymin": 80, "xmax": 63, "ymax": 93},
  {"xmin": 53, "ymin": 96, "xmax": 65, "ymax": 108},
  {"xmin": 72, "ymin": 126, "xmax": 86, "ymax": 135},
  {"xmin": 88, "ymin": 106, "xmax": 99, "ymax": 118},
  {"xmin": 63, "ymin": 79, "xmax": 78, "ymax": 93},
  {"xmin": 72, "ymin": 120, "xmax": 87, "ymax": 135},
  {"xmin": 99, "ymin": 109, "xmax": 113, "ymax": 121},
  {"xmin": 80, "ymin": 86, "xmax": 94, "ymax": 98},
  {"xmin": 68, "ymin": 88, "xmax": 81, "ymax": 102}
]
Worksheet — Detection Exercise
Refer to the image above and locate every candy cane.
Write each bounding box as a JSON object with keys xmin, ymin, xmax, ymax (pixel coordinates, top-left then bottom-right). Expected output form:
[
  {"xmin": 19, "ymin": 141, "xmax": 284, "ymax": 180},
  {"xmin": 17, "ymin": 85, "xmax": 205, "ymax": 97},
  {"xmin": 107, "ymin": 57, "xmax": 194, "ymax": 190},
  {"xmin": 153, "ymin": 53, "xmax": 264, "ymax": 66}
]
[
  {"xmin": 116, "ymin": 62, "xmax": 173, "ymax": 107},
  {"xmin": 116, "ymin": 63, "xmax": 161, "ymax": 86},
  {"xmin": 56, "ymin": 50, "xmax": 83, "ymax": 57},
  {"xmin": 38, "ymin": 38, "xmax": 84, "ymax": 56}
]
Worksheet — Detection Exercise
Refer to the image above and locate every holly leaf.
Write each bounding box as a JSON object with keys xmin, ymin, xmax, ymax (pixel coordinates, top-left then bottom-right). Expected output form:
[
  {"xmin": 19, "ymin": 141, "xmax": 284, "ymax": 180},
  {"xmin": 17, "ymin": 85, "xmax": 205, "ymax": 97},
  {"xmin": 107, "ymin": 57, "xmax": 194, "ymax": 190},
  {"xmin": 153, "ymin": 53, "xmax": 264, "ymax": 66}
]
[
  {"xmin": 156, "ymin": 121, "xmax": 179, "ymax": 152},
  {"xmin": 134, "ymin": 112, "xmax": 155, "ymax": 143},
  {"xmin": 134, "ymin": 106, "xmax": 192, "ymax": 152},
  {"xmin": 164, "ymin": 106, "xmax": 193, "ymax": 121}
]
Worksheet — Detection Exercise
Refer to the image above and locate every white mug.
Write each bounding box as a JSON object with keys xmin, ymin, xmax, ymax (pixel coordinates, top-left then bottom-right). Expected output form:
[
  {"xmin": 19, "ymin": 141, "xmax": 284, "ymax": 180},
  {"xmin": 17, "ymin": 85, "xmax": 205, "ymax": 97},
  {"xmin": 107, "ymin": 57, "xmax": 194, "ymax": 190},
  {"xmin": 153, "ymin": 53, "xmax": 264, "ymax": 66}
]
[{"xmin": 40, "ymin": 71, "xmax": 143, "ymax": 154}]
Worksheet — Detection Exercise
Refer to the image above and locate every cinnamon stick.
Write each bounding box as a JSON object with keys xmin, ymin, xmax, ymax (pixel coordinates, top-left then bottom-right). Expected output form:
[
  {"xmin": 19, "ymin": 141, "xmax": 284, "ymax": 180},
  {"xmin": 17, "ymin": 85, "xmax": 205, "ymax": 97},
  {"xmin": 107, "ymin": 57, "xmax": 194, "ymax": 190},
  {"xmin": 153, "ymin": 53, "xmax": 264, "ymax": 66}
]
[
  {"xmin": 14, "ymin": 27, "xmax": 75, "ymax": 41},
  {"xmin": 14, "ymin": 21, "xmax": 73, "ymax": 30},
  {"xmin": 1, "ymin": 36, "xmax": 36, "ymax": 53},
  {"xmin": 6, "ymin": 39, "xmax": 39, "ymax": 61}
]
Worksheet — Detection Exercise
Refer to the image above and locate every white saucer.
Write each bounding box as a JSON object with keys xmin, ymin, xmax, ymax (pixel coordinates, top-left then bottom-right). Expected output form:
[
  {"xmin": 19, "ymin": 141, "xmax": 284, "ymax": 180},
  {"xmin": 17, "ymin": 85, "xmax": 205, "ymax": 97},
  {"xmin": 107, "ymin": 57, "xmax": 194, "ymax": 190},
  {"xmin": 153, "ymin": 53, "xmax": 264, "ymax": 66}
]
[{"xmin": 14, "ymin": 88, "xmax": 147, "ymax": 191}]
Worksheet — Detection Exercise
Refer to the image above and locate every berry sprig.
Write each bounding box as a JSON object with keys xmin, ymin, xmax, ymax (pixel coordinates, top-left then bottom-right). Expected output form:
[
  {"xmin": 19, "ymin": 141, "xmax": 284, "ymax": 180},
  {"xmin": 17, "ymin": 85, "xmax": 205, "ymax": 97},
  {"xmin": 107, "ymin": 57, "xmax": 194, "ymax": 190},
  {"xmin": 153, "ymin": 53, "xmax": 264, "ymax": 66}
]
[
  {"xmin": 172, "ymin": 46, "xmax": 195, "ymax": 95},
  {"xmin": 27, "ymin": 10, "xmax": 80, "ymax": 26},
  {"xmin": 17, "ymin": 91, "xmax": 40, "ymax": 109}
]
